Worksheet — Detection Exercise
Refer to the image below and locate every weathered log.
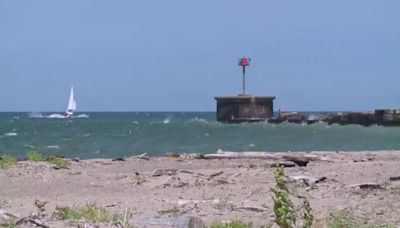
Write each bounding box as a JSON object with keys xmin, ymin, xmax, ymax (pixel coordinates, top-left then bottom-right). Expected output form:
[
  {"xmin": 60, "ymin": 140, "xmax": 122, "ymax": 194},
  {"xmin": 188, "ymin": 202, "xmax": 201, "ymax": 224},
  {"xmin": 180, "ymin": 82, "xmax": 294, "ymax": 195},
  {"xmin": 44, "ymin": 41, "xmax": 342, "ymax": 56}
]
[
  {"xmin": 282, "ymin": 155, "xmax": 311, "ymax": 166},
  {"xmin": 389, "ymin": 176, "xmax": 400, "ymax": 181},
  {"xmin": 129, "ymin": 216, "xmax": 206, "ymax": 228},
  {"xmin": 202, "ymin": 151, "xmax": 326, "ymax": 165},
  {"xmin": 16, "ymin": 215, "xmax": 49, "ymax": 228},
  {"xmin": 152, "ymin": 169, "xmax": 178, "ymax": 177},
  {"xmin": 350, "ymin": 183, "xmax": 384, "ymax": 189},
  {"xmin": 209, "ymin": 171, "xmax": 224, "ymax": 178},
  {"xmin": 270, "ymin": 161, "xmax": 296, "ymax": 168},
  {"xmin": 290, "ymin": 175, "xmax": 327, "ymax": 186}
]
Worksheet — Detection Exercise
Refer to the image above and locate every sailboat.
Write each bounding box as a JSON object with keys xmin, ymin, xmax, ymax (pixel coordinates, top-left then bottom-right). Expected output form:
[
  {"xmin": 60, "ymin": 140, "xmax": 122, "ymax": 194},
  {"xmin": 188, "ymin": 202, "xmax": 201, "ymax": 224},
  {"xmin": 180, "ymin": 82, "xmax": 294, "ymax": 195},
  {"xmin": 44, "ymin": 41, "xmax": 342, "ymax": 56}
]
[{"xmin": 64, "ymin": 86, "xmax": 76, "ymax": 118}]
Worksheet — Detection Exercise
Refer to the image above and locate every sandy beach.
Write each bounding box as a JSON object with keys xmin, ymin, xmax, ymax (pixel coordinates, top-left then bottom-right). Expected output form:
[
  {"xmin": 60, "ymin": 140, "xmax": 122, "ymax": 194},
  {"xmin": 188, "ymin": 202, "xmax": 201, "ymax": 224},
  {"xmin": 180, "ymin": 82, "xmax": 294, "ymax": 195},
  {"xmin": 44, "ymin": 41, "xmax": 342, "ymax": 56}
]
[{"xmin": 1, "ymin": 151, "xmax": 400, "ymax": 227}]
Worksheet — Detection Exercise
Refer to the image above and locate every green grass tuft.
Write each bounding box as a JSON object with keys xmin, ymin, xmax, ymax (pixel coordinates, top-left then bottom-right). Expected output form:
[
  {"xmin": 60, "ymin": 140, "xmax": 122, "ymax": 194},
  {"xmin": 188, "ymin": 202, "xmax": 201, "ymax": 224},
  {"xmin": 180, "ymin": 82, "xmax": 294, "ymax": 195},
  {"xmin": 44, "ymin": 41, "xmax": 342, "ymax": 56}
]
[
  {"xmin": 26, "ymin": 152, "xmax": 70, "ymax": 169},
  {"xmin": 54, "ymin": 203, "xmax": 113, "ymax": 223},
  {"xmin": 326, "ymin": 212, "xmax": 396, "ymax": 228},
  {"xmin": 49, "ymin": 156, "xmax": 70, "ymax": 169},
  {"xmin": 0, "ymin": 155, "xmax": 17, "ymax": 169},
  {"xmin": 0, "ymin": 218, "xmax": 17, "ymax": 228},
  {"xmin": 26, "ymin": 151, "xmax": 47, "ymax": 162},
  {"xmin": 211, "ymin": 220, "xmax": 250, "ymax": 228}
]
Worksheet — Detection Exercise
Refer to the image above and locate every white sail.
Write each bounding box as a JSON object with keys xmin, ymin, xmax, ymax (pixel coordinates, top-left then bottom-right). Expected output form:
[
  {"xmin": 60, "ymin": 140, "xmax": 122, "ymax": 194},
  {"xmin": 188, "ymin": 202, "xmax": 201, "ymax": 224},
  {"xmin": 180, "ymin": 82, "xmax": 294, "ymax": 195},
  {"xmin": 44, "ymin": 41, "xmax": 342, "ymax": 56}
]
[{"xmin": 65, "ymin": 86, "xmax": 76, "ymax": 116}]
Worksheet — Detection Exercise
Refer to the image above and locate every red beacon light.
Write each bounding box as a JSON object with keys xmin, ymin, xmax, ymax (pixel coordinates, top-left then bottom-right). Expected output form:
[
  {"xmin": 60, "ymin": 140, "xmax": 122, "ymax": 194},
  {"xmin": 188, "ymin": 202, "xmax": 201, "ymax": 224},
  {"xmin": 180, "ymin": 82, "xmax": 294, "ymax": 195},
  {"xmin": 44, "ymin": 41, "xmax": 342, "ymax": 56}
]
[{"xmin": 238, "ymin": 57, "xmax": 250, "ymax": 66}]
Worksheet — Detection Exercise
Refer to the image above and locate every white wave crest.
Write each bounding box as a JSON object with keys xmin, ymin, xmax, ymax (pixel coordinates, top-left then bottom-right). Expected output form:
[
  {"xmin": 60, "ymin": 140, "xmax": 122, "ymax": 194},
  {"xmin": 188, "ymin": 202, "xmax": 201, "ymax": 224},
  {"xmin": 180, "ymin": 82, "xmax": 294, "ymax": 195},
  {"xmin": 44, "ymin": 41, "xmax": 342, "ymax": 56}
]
[
  {"xmin": 47, "ymin": 113, "xmax": 68, "ymax": 119},
  {"xmin": 47, "ymin": 145, "xmax": 60, "ymax": 149},
  {"xmin": 4, "ymin": 132, "xmax": 18, "ymax": 137},
  {"xmin": 188, "ymin": 117, "xmax": 208, "ymax": 123},
  {"xmin": 163, "ymin": 118, "xmax": 171, "ymax": 124},
  {"xmin": 29, "ymin": 112, "xmax": 45, "ymax": 118},
  {"xmin": 74, "ymin": 114, "xmax": 90, "ymax": 118}
]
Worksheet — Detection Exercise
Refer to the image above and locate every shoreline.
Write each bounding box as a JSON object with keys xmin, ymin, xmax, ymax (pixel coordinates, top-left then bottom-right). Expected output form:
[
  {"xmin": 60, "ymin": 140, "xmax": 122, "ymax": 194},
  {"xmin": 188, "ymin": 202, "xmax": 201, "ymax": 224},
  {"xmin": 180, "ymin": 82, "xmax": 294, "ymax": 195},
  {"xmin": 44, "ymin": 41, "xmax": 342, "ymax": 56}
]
[{"xmin": 1, "ymin": 151, "xmax": 400, "ymax": 226}]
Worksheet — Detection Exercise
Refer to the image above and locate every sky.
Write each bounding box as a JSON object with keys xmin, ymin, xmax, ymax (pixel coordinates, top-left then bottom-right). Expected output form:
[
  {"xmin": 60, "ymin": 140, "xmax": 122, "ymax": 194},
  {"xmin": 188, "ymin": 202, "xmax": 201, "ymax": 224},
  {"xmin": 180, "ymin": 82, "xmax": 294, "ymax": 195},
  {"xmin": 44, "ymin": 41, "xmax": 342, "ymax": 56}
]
[{"xmin": 1, "ymin": 0, "xmax": 399, "ymax": 112}]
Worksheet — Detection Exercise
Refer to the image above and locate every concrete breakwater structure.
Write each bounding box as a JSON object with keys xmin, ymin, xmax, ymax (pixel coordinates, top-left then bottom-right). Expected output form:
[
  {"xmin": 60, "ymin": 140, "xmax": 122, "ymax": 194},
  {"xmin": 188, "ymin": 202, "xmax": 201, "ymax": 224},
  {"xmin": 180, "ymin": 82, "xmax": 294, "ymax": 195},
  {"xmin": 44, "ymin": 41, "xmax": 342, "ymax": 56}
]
[
  {"xmin": 215, "ymin": 57, "xmax": 276, "ymax": 123},
  {"xmin": 215, "ymin": 57, "xmax": 400, "ymax": 126},
  {"xmin": 215, "ymin": 96, "xmax": 275, "ymax": 123}
]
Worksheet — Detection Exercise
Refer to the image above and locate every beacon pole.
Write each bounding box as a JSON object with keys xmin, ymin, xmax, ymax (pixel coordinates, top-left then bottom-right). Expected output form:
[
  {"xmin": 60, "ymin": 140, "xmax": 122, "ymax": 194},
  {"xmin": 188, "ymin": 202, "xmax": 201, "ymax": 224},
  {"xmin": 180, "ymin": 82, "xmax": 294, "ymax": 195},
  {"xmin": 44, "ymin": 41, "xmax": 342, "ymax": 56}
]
[{"xmin": 238, "ymin": 57, "xmax": 250, "ymax": 96}]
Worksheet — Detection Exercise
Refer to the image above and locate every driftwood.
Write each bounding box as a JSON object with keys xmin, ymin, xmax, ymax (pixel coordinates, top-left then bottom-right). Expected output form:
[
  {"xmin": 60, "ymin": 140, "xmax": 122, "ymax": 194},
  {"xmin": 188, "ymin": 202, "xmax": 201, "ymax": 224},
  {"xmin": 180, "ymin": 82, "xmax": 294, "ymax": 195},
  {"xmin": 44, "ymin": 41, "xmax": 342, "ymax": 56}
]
[
  {"xmin": 389, "ymin": 176, "xmax": 400, "ymax": 181},
  {"xmin": 202, "ymin": 151, "xmax": 328, "ymax": 167},
  {"xmin": 208, "ymin": 171, "xmax": 224, "ymax": 178},
  {"xmin": 177, "ymin": 199, "xmax": 220, "ymax": 205},
  {"xmin": 129, "ymin": 216, "xmax": 206, "ymax": 228},
  {"xmin": 16, "ymin": 214, "xmax": 49, "ymax": 228},
  {"xmin": 350, "ymin": 183, "xmax": 384, "ymax": 189},
  {"xmin": 152, "ymin": 169, "xmax": 178, "ymax": 177},
  {"xmin": 237, "ymin": 206, "xmax": 268, "ymax": 212},
  {"xmin": 290, "ymin": 175, "xmax": 327, "ymax": 186},
  {"xmin": 270, "ymin": 161, "xmax": 296, "ymax": 168},
  {"xmin": 136, "ymin": 152, "xmax": 150, "ymax": 160}
]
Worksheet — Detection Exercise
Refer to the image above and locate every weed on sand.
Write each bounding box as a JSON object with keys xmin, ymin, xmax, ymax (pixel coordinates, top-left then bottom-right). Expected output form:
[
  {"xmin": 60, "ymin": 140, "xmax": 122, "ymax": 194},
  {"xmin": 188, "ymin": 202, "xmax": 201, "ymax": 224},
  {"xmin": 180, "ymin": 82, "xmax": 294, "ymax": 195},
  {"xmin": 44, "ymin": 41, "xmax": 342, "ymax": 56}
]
[
  {"xmin": 327, "ymin": 212, "xmax": 396, "ymax": 228},
  {"xmin": 54, "ymin": 203, "xmax": 132, "ymax": 225},
  {"xmin": 26, "ymin": 151, "xmax": 47, "ymax": 162},
  {"xmin": 49, "ymin": 156, "xmax": 70, "ymax": 169},
  {"xmin": 211, "ymin": 220, "xmax": 250, "ymax": 228},
  {"xmin": 26, "ymin": 151, "xmax": 70, "ymax": 169},
  {"xmin": 0, "ymin": 218, "xmax": 17, "ymax": 228},
  {"xmin": 0, "ymin": 155, "xmax": 17, "ymax": 169},
  {"xmin": 54, "ymin": 203, "xmax": 113, "ymax": 223}
]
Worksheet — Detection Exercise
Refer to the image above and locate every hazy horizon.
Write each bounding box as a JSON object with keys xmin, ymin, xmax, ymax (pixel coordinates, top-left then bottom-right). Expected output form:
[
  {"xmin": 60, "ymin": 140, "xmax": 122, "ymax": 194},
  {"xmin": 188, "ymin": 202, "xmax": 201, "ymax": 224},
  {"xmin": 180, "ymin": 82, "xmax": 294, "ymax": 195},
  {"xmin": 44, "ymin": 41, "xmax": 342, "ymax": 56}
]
[{"xmin": 1, "ymin": 1, "xmax": 399, "ymax": 112}]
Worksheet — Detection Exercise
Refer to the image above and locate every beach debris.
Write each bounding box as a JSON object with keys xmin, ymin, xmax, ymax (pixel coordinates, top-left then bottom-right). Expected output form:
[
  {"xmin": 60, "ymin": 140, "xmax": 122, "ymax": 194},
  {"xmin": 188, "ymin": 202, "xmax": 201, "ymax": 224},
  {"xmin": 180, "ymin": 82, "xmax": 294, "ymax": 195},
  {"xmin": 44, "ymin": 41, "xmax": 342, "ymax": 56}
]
[
  {"xmin": 78, "ymin": 224, "xmax": 97, "ymax": 228},
  {"xmin": 208, "ymin": 171, "xmax": 224, "ymax": 179},
  {"xmin": 103, "ymin": 203, "xmax": 118, "ymax": 208},
  {"xmin": 271, "ymin": 161, "xmax": 296, "ymax": 168},
  {"xmin": 282, "ymin": 156, "xmax": 310, "ymax": 166},
  {"xmin": 153, "ymin": 168, "xmax": 178, "ymax": 177},
  {"xmin": 16, "ymin": 213, "xmax": 49, "ymax": 228},
  {"xmin": 0, "ymin": 209, "xmax": 18, "ymax": 220},
  {"xmin": 389, "ymin": 176, "xmax": 400, "ymax": 181},
  {"xmin": 202, "ymin": 151, "xmax": 330, "ymax": 165},
  {"xmin": 158, "ymin": 206, "xmax": 181, "ymax": 215},
  {"xmin": 136, "ymin": 152, "xmax": 150, "ymax": 160},
  {"xmin": 34, "ymin": 199, "xmax": 48, "ymax": 213},
  {"xmin": 290, "ymin": 175, "xmax": 327, "ymax": 186},
  {"xmin": 350, "ymin": 183, "xmax": 384, "ymax": 190},
  {"xmin": 129, "ymin": 216, "xmax": 206, "ymax": 228},
  {"xmin": 237, "ymin": 206, "xmax": 268, "ymax": 212},
  {"xmin": 72, "ymin": 157, "xmax": 80, "ymax": 162},
  {"xmin": 353, "ymin": 157, "xmax": 374, "ymax": 163},
  {"xmin": 179, "ymin": 170, "xmax": 195, "ymax": 175},
  {"xmin": 112, "ymin": 157, "xmax": 126, "ymax": 161},
  {"xmin": 165, "ymin": 152, "xmax": 180, "ymax": 158},
  {"xmin": 133, "ymin": 172, "xmax": 146, "ymax": 186},
  {"xmin": 177, "ymin": 198, "xmax": 220, "ymax": 206},
  {"xmin": 162, "ymin": 176, "xmax": 188, "ymax": 188}
]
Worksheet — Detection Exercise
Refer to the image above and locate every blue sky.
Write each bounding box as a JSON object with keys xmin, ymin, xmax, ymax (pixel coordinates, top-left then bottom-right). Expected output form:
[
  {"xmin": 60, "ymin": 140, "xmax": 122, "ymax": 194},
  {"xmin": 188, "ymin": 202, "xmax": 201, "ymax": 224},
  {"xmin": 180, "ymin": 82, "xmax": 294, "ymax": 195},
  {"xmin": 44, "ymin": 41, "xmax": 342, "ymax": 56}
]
[{"xmin": 1, "ymin": 0, "xmax": 399, "ymax": 111}]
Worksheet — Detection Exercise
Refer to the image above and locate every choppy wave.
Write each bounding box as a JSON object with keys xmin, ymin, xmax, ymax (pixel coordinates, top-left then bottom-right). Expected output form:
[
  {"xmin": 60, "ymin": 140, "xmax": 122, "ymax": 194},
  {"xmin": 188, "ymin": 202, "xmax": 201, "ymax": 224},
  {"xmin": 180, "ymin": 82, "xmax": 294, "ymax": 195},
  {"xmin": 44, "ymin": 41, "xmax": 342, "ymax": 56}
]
[
  {"xmin": 29, "ymin": 112, "xmax": 45, "ymax": 118},
  {"xmin": 47, "ymin": 113, "xmax": 68, "ymax": 119},
  {"xmin": 46, "ymin": 145, "xmax": 60, "ymax": 149},
  {"xmin": 75, "ymin": 114, "xmax": 90, "ymax": 118},
  {"xmin": 3, "ymin": 132, "xmax": 18, "ymax": 137},
  {"xmin": 188, "ymin": 117, "xmax": 208, "ymax": 123},
  {"xmin": 2, "ymin": 112, "xmax": 400, "ymax": 159}
]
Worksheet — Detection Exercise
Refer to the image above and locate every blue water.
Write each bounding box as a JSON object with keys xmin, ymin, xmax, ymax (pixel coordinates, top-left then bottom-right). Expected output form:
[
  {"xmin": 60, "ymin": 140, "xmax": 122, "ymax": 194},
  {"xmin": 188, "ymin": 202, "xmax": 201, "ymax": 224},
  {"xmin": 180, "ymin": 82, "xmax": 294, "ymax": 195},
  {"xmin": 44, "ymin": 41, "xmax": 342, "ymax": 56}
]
[{"xmin": 1, "ymin": 112, "xmax": 400, "ymax": 159}]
